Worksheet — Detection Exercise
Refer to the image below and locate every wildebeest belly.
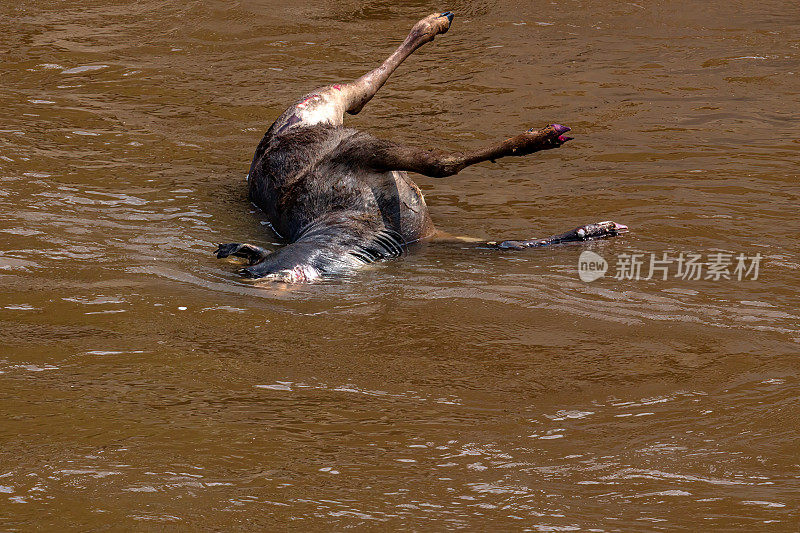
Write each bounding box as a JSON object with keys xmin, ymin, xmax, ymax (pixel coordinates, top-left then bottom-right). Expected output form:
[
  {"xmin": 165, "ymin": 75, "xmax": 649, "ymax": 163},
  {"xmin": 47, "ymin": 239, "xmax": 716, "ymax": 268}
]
[
  {"xmin": 376, "ymin": 170, "xmax": 435, "ymax": 243},
  {"xmin": 247, "ymin": 125, "xmax": 434, "ymax": 244},
  {"xmin": 263, "ymin": 167, "xmax": 434, "ymax": 244}
]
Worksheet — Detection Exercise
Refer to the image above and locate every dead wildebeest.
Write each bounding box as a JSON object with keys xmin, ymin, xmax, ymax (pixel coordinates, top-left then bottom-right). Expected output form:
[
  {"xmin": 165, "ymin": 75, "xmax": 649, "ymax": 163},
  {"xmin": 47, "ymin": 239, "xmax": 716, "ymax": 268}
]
[{"xmin": 216, "ymin": 12, "xmax": 627, "ymax": 282}]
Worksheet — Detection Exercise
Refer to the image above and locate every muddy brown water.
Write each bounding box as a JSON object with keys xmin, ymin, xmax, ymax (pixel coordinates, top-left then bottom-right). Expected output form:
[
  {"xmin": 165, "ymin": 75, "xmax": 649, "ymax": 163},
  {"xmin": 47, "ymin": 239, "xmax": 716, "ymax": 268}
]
[{"xmin": 1, "ymin": 0, "xmax": 799, "ymax": 530}]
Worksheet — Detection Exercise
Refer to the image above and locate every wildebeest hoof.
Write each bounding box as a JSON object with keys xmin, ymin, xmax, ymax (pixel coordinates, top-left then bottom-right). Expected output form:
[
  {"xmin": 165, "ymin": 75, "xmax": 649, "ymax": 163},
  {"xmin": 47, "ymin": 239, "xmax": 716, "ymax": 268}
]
[
  {"xmin": 540, "ymin": 124, "xmax": 575, "ymax": 148},
  {"xmin": 239, "ymin": 266, "xmax": 260, "ymax": 279},
  {"xmin": 550, "ymin": 124, "xmax": 573, "ymax": 143},
  {"xmin": 528, "ymin": 124, "xmax": 572, "ymax": 144},
  {"xmin": 518, "ymin": 124, "xmax": 573, "ymax": 153},
  {"xmin": 412, "ymin": 12, "xmax": 454, "ymax": 40},
  {"xmin": 216, "ymin": 242, "xmax": 273, "ymax": 264},
  {"xmin": 215, "ymin": 243, "xmax": 239, "ymax": 259},
  {"xmin": 597, "ymin": 220, "xmax": 629, "ymax": 236}
]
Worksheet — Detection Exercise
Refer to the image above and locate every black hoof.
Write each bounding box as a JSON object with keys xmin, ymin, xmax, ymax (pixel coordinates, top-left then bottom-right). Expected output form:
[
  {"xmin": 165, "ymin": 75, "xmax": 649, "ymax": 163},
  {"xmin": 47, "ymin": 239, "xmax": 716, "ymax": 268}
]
[
  {"xmin": 239, "ymin": 266, "xmax": 261, "ymax": 279},
  {"xmin": 215, "ymin": 243, "xmax": 240, "ymax": 259}
]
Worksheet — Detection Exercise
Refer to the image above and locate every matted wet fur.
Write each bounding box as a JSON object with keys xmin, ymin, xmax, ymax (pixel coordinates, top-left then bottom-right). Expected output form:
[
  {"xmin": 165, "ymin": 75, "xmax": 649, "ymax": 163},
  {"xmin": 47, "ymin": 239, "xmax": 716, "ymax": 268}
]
[{"xmin": 216, "ymin": 12, "xmax": 628, "ymax": 283}]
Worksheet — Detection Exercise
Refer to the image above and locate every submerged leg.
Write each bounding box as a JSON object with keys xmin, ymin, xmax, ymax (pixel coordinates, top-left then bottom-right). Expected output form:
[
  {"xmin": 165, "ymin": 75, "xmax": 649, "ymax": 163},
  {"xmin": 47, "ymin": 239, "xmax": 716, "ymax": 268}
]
[
  {"xmin": 215, "ymin": 242, "xmax": 272, "ymax": 265},
  {"xmin": 488, "ymin": 221, "xmax": 629, "ymax": 250}
]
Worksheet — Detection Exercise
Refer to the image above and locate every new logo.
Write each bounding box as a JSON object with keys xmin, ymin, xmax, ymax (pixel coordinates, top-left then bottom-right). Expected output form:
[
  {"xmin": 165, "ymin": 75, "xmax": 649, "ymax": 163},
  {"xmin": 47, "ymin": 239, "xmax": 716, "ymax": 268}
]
[{"xmin": 578, "ymin": 250, "xmax": 607, "ymax": 282}]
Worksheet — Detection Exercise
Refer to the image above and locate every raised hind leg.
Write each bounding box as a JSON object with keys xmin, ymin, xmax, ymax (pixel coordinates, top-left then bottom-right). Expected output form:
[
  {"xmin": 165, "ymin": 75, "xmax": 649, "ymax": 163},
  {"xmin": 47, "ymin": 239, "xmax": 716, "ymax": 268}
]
[
  {"xmin": 335, "ymin": 124, "xmax": 575, "ymax": 177},
  {"xmin": 341, "ymin": 11, "xmax": 454, "ymax": 115},
  {"xmin": 338, "ymin": 124, "xmax": 627, "ymax": 247},
  {"xmin": 270, "ymin": 12, "xmax": 454, "ymax": 133}
]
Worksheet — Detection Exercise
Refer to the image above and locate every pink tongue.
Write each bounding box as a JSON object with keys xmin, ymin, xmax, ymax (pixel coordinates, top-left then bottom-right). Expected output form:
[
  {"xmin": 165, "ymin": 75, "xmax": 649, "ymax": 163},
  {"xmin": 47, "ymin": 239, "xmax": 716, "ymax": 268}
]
[{"xmin": 558, "ymin": 135, "xmax": 574, "ymax": 142}]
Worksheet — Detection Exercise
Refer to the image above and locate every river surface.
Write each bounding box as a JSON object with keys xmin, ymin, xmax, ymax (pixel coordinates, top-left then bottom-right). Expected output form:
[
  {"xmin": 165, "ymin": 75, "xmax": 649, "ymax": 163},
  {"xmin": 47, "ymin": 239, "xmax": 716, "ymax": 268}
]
[{"xmin": 1, "ymin": 0, "xmax": 799, "ymax": 530}]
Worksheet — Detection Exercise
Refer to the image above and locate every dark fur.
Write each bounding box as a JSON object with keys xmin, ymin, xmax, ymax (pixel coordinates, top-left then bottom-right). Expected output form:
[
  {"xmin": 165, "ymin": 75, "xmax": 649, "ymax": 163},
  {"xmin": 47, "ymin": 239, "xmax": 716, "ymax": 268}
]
[{"xmin": 240, "ymin": 124, "xmax": 434, "ymax": 280}]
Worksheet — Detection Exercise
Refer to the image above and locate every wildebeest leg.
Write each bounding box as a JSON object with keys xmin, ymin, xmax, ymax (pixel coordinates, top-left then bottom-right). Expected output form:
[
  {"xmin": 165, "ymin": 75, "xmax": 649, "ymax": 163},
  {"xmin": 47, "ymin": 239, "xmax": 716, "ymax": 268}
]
[
  {"xmin": 354, "ymin": 124, "xmax": 574, "ymax": 177},
  {"xmin": 270, "ymin": 12, "xmax": 454, "ymax": 132},
  {"xmin": 431, "ymin": 220, "xmax": 629, "ymax": 249},
  {"xmin": 487, "ymin": 221, "xmax": 629, "ymax": 249},
  {"xmin": 341, "ymin": 11, "xmax": 454, "ymax": 115},
  {"xmin": 215, "ymin": 242, "xmax": 272, "ymax": 265}
]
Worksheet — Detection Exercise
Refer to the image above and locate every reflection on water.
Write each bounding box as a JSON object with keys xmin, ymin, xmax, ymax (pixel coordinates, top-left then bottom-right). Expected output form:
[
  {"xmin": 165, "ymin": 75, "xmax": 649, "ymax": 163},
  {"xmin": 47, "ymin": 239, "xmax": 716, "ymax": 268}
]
[{"xmin": 1, "ymin": 0, "xmax": 798, "ymax": 529}]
